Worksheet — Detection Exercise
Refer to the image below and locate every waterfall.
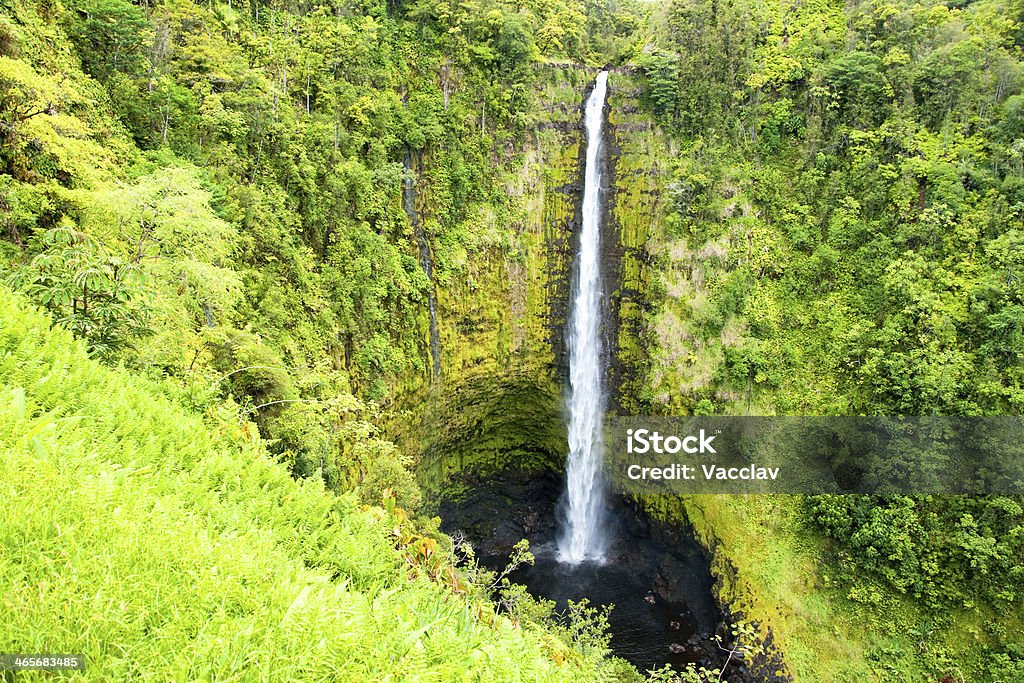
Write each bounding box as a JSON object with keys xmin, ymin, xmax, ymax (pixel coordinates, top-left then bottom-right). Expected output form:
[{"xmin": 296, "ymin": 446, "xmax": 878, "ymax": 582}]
[
  {"xmin": 558, "ymin": 71, "xmax": 610, "ymax": 565},
  {"xmin": 403, "ymin": 150, "xmax": 442, "ymax": 380}
]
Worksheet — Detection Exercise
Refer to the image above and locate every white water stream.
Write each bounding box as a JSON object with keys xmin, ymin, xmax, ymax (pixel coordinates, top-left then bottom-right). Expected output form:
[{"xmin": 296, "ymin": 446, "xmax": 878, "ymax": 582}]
[{"xmin": 558, "ymin": 71, "xmax": 610, "ymax": 564}]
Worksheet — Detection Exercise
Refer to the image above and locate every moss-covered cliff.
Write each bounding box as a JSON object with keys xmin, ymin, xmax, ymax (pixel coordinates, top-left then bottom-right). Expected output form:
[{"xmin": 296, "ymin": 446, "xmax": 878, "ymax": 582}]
[
  {"xmin": 603, "ymin": 68, "xmax": 669, "ymax": 416},
  {"xmin": 406, "ymin": 66, "xmax": 672, "ymax": 490}
]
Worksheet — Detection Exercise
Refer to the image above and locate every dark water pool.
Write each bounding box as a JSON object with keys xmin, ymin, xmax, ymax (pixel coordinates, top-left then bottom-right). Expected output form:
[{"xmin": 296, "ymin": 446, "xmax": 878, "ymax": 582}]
[
  {"xmin": 438, "ymin": 471, "xmax": 724, "ymax": 673},
  {"xmin": 507, "ymin": 540, "xmax": 715, "ymax": 673}
]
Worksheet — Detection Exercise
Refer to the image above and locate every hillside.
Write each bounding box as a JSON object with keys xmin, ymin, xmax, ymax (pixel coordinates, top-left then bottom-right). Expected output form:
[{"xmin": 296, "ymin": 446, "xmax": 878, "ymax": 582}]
[{"xmin": 0, "ymin": 285, "xmax": 638, "ymax": 681}]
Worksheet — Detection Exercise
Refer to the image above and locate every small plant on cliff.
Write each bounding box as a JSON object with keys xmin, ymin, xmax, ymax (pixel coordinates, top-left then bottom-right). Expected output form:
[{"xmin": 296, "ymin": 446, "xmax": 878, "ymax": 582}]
[
  {"xmin": 647, "ymin": 621, "xmax": 759, "ymax": 682},
  {"xmin": 647, "ymin": 664, "xmax": 719, "ymax": 683}
]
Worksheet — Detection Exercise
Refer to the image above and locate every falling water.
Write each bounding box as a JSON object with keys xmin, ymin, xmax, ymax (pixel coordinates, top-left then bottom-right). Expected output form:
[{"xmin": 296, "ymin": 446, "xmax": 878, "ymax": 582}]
[{"xmin": 558, "ymin": 71, "xmax": 610, "ymax": 565}]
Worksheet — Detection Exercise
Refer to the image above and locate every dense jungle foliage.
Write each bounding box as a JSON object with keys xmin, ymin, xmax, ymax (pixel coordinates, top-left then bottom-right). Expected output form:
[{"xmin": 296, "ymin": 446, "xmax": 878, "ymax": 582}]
[{"xmin": 636, "ymin": 0, "xmax": 1023, "ymax": 677}]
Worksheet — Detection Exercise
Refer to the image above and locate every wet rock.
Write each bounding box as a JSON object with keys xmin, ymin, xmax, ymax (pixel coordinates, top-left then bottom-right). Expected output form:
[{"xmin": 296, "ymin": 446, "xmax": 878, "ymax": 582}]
[{"xmin": 523, "ymin": 511, "xmax": 542, "ymax": 535}]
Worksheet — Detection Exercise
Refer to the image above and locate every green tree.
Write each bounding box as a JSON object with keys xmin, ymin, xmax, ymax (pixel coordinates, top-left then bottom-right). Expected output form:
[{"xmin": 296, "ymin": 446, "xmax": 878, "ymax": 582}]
[
  {"xmin": 9, "ymin": 222, "xmax": 151, "ymax": 362},
  {"xmin": 65, "ymin": 0, "xmax": 149, "ymax": 80}
]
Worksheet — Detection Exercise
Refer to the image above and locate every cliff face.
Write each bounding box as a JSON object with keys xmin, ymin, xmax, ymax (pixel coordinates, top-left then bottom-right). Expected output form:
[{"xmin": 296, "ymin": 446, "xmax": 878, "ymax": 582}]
[
  {"xmin": 402, "ymin": 66, "xmax": 675, "ymax": 497},
  {"xmin": 604, "ymin": 69, "xmax": 670, "ymax": 416}
]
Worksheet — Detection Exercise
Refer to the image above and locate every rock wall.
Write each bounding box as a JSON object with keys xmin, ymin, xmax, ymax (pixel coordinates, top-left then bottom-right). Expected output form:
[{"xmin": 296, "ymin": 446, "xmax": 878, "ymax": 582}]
[{"xmin": 604, "ymin": 68, "xmax": 670, "ymax": 415}]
